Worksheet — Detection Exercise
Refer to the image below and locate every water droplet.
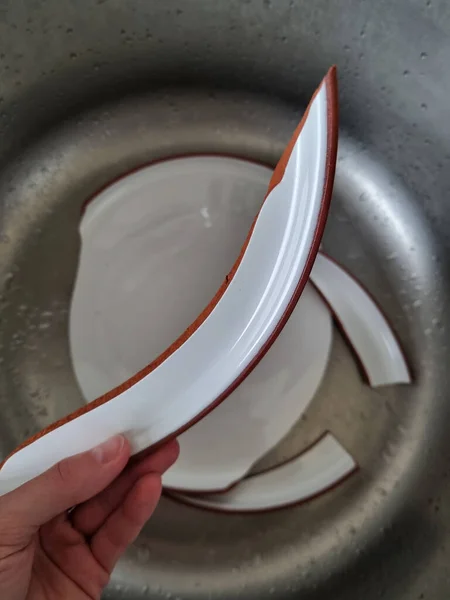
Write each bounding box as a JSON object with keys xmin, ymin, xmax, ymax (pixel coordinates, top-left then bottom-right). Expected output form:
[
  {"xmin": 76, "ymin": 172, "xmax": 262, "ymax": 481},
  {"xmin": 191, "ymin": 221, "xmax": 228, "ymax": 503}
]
[
  {"xmin": 200, "ymin": 206, "xmax": 212, "ymax": 228},
  {"xmin": 421, "ymin": 51, "xmax": 428, "ymax": 59},
  {"xmin": 137, "ymin": 546, "xmax": 150, "ymax": 562}
]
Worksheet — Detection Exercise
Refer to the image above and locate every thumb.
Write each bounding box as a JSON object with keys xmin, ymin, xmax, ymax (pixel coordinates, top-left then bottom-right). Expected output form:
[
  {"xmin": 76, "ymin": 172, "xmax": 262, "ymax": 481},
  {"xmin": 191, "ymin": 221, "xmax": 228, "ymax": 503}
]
[{"xmin": 0, "ymin": 435, "xmax": 130, "ymax": 535}]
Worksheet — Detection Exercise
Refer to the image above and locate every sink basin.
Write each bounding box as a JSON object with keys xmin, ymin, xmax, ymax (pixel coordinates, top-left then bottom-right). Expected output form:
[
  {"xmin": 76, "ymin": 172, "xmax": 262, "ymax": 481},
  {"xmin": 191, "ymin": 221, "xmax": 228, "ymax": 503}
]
[{"xmin": 1, "ymin": 1, "xmax": 450, "ymax": 598}]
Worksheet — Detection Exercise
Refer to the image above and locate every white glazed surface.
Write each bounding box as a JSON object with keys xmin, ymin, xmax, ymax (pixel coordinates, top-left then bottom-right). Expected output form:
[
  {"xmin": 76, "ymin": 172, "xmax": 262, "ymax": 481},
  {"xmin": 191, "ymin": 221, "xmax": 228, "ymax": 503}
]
[
  {"xmin": 171, "ymin": 433, "xmax": 356, "ymax": 512},
  {"xmin": 0, "ymin": 82, "xmax": 329, "ymax": 496},
  {"xmin": 310, "ymin": 254, "xmax": 411, "ymax": 387}
]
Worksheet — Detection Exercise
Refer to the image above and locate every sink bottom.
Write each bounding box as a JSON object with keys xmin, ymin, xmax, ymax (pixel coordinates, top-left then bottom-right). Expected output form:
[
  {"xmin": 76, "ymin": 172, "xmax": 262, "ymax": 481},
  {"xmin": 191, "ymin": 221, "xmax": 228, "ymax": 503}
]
[{"xmin": 0, "ymin": 87, "xmax": 447, "ymax": 599}]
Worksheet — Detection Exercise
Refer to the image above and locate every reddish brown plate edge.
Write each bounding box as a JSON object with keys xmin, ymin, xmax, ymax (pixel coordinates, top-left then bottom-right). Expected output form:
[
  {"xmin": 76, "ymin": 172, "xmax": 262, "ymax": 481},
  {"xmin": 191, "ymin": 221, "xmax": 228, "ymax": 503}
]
[
  {"xmin": 0, "ymin": 66, "xmax": 338, "ymax": 473},
  {"xmin": 311, "ymin": 252, "xmax": 413, "ymax": 387},
  {"xmin": 164, "ymin": 431, "xmax": 359, "ymax": 515}
]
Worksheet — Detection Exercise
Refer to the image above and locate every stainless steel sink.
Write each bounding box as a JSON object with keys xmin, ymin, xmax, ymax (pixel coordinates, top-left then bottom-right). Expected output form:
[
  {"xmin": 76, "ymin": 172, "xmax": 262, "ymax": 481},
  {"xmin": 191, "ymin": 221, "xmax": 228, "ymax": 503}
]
[{"xmin": 1, "ymin": 1, "xmax": 450, "ymax": 598}]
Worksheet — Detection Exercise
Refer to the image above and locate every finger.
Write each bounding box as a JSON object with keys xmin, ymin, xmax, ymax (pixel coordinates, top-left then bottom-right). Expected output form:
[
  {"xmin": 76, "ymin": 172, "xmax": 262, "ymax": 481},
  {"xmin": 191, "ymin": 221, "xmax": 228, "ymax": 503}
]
[
  {"xmin": 72, "ymin": 439, "xmax": 179, "ymax": 537},
  {"xmin": 0, "ymin": 435, "xmax": 130, "ymax": 535},
  {"xmin": 90, "ymin": 473, "xmax": 162, "ymax": 573},
  {"xmin": 38, "ymin": 526, "xmax": 110, "ymax": 600}
]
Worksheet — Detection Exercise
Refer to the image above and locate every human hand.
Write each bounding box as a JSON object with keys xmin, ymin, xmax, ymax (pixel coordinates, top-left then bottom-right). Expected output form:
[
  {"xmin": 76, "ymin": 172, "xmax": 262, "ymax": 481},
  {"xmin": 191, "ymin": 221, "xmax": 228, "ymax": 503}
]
[{"xmin": 0, "ymin": 435, "xmax": 179, "ymax": 600}]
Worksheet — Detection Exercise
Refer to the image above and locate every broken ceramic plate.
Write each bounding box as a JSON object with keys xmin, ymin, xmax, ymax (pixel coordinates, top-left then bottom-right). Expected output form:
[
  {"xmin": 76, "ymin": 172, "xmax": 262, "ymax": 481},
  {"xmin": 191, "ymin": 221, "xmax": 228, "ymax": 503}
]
[
  {"xmin": 310, "ymin": 253, "xmax": 411, "ymax": 387},
  {"xmin": 169, "ymin": 433, "xmax": 356, "ymax": 513},
  {"xmin": 72, "ymin": 155, "xmax": 332, "ymax": 493},
  {"xmin": 71, "ymin": 156, "xmax": 275, "ymax": 402},
  {"xmin": 0, "ymin": 67, "xmax": 338, "ymax": 496}
]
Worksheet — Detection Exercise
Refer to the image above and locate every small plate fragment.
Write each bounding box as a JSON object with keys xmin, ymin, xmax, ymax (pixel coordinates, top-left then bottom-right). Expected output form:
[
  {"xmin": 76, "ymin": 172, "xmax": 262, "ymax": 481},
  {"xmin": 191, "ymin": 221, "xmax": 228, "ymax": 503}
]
[
  {"xmin": 310, "ymin": 253, "xmax": 411, "ymax": 387},
  {"xmin": 169, "ymin": 433, "xmax": 357, "ymax": 513}
]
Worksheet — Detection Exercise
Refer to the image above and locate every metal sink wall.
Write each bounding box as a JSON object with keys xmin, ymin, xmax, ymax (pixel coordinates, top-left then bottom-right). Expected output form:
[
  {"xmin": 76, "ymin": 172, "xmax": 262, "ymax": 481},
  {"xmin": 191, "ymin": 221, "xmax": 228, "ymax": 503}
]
[{"xmin": 1, "ymin": 1, "xmax": 450, "ymax": 599}]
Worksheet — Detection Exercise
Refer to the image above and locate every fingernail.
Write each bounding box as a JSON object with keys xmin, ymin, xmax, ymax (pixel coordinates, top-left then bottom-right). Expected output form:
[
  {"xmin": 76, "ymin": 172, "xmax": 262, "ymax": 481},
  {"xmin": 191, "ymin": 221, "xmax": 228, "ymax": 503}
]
[{"xmin": 92, "ymin": 435, "xmax": 125, "ymax": 464}]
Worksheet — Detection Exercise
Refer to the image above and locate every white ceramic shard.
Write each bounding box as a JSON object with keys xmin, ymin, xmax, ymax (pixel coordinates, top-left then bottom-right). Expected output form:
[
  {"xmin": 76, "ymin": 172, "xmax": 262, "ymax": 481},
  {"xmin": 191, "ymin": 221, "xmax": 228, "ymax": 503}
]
[
  {"xmin": 169, "ymin": 433, "xmax": 356, "ymax": 513},
  {"xmin": 310, "ymin": 253, "xmax": 411, "ymax": 387},
  {"xmin": 0, "ymin": 67, "xmax": 338, "ymax": 497}
]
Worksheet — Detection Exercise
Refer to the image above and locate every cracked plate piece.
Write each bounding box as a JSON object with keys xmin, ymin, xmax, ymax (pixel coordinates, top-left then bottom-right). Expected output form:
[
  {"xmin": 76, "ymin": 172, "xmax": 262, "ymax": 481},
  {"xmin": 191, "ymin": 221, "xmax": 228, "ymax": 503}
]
[
  {"xmin": 0, "ymin": 66, "xmax": 338, "ymax": 497},
  {"xmin": 310, "ymin": 253, "xmax": 411, "ymax": 387},
  {"xmin": 169, "ymin": 433, "xmax": 357, "ymax": 513}
]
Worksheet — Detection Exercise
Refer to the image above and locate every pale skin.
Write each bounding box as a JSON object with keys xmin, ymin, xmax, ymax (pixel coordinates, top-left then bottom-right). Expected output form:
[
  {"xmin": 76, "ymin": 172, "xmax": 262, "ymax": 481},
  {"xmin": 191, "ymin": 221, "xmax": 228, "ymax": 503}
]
[{"xmin": 0, "ymin": 435, "xmax": 179, "ymax": 600}]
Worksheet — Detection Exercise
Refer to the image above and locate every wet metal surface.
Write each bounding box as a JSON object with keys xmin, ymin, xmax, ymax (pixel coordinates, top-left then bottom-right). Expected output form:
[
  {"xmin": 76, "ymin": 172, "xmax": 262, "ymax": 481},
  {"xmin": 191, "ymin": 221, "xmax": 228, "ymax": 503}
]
[{"xmin": 0, "ymin": 1, "xmax": 450, "ymax": 598}]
